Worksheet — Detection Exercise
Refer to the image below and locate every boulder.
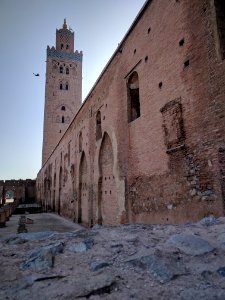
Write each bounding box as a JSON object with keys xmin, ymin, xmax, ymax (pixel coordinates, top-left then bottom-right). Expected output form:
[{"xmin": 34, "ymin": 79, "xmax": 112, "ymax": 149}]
[
  {"xmin": 167, "ymin": 234, "xmax": 214, "ymax": 256},
  {"xmin": 127, "ymin": 254, "xmax": 186, "ymax": 283}
]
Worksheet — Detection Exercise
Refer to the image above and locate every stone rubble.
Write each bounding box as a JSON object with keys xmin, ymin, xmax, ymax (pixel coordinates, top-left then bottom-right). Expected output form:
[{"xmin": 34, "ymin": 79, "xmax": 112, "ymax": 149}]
[{"xmin": 1, "ymin": 217, "xmax": 225, "ymax": 299}]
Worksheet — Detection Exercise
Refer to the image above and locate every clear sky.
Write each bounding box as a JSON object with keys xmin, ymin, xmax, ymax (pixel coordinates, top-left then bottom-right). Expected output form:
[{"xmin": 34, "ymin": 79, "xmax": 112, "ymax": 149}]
[{"xmin": 0, "ymin": 0, "xmax": 146, "ymax": 180}]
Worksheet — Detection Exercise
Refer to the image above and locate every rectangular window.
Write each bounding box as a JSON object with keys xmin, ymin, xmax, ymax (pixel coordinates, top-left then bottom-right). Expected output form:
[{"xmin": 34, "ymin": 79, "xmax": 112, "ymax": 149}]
[{"xmin": 215, "ymin": 0, "xmax": 225, "ymax": 59}]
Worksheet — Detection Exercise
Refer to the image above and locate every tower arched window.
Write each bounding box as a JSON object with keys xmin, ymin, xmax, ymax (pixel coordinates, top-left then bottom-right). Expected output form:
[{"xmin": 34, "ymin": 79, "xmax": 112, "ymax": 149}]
[
  {"xmin": 127, "ymin": 71, "xmax": 140, "ymax": 122},
  {"xmin": 62, "ymin": 116, "xmax": 65, "ymax": 123},
  {"xmin": 60, "ymin": 83, "xmax": 63, "ymax": 90},
  {"xmin": 65, "ymin": 83, "xmax": 69, "ymax": 90},
  {"xmin": 61, "ymin": 43, "xmax": 64, "ymax": 49},
  {"xmin": 66, "ymin": 44, "xmax": 69, "ymax": 50},
  {"xmin": 66, "ymin": 68, "xmax": 69, "ymax": 74},
  {"xmin": 96, "ymin": 111, "xmax": 102, "ymax": 141},
  {"xmin": 60, "ymin": 66, "xmax": 63, "ymax": 74},
  {"xmin": 61, "ymin": 106, "xmax": 65, "ymax": 111}
]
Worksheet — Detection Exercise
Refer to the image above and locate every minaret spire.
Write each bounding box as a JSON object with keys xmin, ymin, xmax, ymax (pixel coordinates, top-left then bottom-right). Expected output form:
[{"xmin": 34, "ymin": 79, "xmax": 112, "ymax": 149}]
[{"xmin": 63, "ymin": 18, "xmax": 67, "ymax": 29}]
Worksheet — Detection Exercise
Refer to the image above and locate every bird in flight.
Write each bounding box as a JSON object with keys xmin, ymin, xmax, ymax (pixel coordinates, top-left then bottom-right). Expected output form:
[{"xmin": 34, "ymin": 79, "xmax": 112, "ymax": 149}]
[{"xmin": 33, "ymin": 73, "xmax": 40, "ymax": 76}]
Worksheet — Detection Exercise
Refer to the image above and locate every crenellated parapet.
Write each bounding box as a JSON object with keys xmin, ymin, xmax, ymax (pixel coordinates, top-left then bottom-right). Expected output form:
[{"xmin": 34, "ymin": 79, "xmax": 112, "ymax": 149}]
[{"xmin": 47, "ymin": 46, "xmax": 82, "ymax": 62}]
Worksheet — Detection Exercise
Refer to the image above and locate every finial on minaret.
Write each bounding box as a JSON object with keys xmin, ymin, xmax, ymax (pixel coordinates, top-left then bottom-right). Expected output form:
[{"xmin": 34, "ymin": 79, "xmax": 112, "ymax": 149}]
[{"xmin": 63, "ymin": 18, "xmax": 67, "ymax": 29}]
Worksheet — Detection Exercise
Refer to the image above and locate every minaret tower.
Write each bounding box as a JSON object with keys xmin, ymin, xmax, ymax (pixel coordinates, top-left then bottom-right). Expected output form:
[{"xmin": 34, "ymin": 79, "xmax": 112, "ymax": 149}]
[{"xmin": 42, "ymin": 19, "xmax": 82, "ymax": 165}]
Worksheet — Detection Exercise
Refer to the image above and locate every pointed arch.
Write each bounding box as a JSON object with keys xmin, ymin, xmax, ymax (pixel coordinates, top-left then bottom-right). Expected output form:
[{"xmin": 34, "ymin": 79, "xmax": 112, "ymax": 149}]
[
  {"xmin": 58, "ymin": 166, "xmax": 62, "ymax": 215},
  {"xmin": 78, "ymin": 151, "xmax": 88, "ymax": 224},
  {"xmin": 98, "ymin": 132, "xmax": 118, "ymax": 224}
]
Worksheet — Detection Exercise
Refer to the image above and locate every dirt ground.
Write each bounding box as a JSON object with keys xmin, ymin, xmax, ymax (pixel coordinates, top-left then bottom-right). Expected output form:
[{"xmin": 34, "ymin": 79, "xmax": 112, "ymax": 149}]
[
  {"xmin": 0, "ymin": 213, "xmax": 82, "ymax": 237},
  {"xmin": 1, "ymin": 213, "xmax": 225, "ymax": 300}
]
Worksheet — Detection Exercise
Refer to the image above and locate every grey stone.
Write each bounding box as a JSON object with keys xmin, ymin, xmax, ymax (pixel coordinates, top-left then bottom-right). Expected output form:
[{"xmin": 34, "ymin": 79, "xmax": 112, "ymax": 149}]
[
  {"xmin": 69, "ymin": 242, "xmax": 87, "ymax": 253},
  {"xmin": 21, "ymin": 242, "xmax": 64, "ymax": 271},
  {"xmin": 5, "ymin": 236, "xmax": 27, "ymax": 245},
  {"xmin": 74, "ymin": 229, "xmax": 97, "ymax": 239},
  {"xmin": 217, "ymin": 233, "xmax": 225, "ymax": 249},
  {"xmin": 198, "ymin": 216, "xmax": 219, "ymax": 227},
  {"xmin": 33, "ymin": 242, "xmax": 64, "ymax": 256},
  {"xmin": 92, "ymin": 224, "xmax": 102, "ymax": 230},
  {"xmin": 21, "ymin": 247, "xmax": 54, "ymax": 271},
  {"xmin": 217, "ymin": 267, "xmax": 225, "ymax": 277},
  {"xmin": 189, "ymin": 189, "xmax": 197, "ymax": 196},
  {"xmin": 19, "ymin": 231, "xmax": 57, "ymax": 240},
  {"xmin": 69, "ymin": 239, "xmax": 94, "ymax": 253},
  {"xmin": 84, "ymin": 238, "xmax": 94, "ymax": 249},
  {"xmin": 89, "ymin": 260, "xmax": 110, "ymax": 272},
  {"xmin": 201, "ymin": 190, "xmax": 214, "ymax": 197},
  {"xmin": 75, "ymin": 273, "xmax": 116, "ymax": 298},
  {"xmin": 3, "ymin": 231, "xmax": 56, "ymax": 245},
  {"xmin": 127, "ymin": 254, "xmax": 186, "ymax": 283},
  {"xmin": 180, "ymin": 287, "xmax": 225, "ymax": 300},
  {"xmin": 168, "ymin": 234, "xmax": 214, "ymax": 256}
]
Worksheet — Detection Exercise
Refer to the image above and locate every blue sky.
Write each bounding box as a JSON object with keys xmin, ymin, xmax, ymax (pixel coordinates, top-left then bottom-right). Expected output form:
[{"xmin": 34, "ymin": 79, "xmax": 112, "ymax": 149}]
[{"xmin": 0, "ymin": 0, "xmax": 146, "ymax": 180}]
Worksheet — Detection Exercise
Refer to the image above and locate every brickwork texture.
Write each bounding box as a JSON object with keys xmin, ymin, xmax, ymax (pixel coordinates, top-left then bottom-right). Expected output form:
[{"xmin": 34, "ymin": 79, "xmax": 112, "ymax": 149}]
[{"xmin": 37, "ymin": 0, "xmax": 225, "ymax": 226}]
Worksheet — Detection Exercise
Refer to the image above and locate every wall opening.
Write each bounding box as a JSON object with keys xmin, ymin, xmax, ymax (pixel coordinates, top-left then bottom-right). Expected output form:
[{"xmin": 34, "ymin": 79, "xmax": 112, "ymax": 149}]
[
  {"xmin": 215, "ymin": 0, "xmax": 225, "ymax": 59},
  {"xmin": 96, "ymin": 111, "xmax": 102, "ymax": 141},
  {"xmin": 78, "ymin": 152, "xmax": 88, "ymax": 224},
  {"xmin": 68, "ymin": 142, "xmax": 71, "ymax": 166},
  {"xmin": 60, "ymin": 66, "xmax": 63, "ymax": 73},
  {"xmin": 98, "ymin": 132, "xmax": 118, "ymax": 225},
  {"xmin": 61, "ymin": 106, "xmax": 65, "ymax": 111},
  {"xmin": 127, "ymin": 71, "xmax": 140, "ymax": 122},
  {"xmin": 184, "ymin": 59, "xmax": 189, "ymax": 68},
  {"xmin": 62, "ymin": 116, "xmax": 65, "ymax": 123},
  {"xmin": 66, "ymin": 67, "xmax": 69, "ymax": 74},
  {"xmin": 179, "ymin": 38, "xmax": 185, "ymax": 47},
  {"xmin": 58, "ymin": 167, "xmax": 62, "ymax": 215},
  {"xmin": 79, "ymin": 131, "xmax": 83, "ymax": 152}
]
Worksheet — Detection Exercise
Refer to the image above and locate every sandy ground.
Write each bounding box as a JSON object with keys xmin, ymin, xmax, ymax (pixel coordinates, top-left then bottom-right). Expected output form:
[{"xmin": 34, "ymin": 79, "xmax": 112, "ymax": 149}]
[
  {"xmin": 1, "ymin": 214, "xmax": 225, "ymax": 300},
  {"xmin": 0, "ymin": 213, "xmax": 82, "ymax": 237}
]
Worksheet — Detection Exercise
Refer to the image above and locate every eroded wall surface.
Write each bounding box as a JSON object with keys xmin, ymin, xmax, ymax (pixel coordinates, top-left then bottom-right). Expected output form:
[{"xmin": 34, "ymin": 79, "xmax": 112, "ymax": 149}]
[{"xmin": 36, "ymin": 0, "xmax": 225, "ymax": 226}]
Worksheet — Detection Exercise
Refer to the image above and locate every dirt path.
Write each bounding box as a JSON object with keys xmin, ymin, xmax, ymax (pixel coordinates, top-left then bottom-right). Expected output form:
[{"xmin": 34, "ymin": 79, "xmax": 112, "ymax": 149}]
[{"xmin": 0, "ymin": 213, "xmax": 82, "ymax": 237}]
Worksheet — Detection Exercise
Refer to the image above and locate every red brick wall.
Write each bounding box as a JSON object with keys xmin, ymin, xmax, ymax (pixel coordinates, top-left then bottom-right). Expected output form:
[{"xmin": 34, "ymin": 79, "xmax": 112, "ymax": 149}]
[{"xmin": 36, "ymin": 0, "xmax": 225, "ymax": 226}]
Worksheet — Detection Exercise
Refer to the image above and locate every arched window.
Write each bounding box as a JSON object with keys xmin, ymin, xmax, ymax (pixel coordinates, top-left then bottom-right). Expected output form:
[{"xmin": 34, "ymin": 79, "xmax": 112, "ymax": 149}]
[
  {"xmin": 215, "ymin": 0, "xmax": 225, "ymax": 59},
  {"xmin": 62, "ymin": 116, "xmax": 65, "ymax": 123},
  {"xmin": 66, "ymin": 68, "xmax": 69, "ymax": 74},
  {"xmin": 127, "ymin": 71, "xmax": 140, "ymax": 122},
  {"xmin": 65, "ymin": 83, "xmax": 69, "ymax": 90},
  {"xmin": 61, "ymin": 43, "xmax": 64, "ymax": 49},
  {"xmin": 96, "ymin": 111, "xmax": 102, "ymax": 141},
  {"xmin": 60, "ymin": 83, "xmax": 63, "ymax": 90},
  {"xmin": 66, "ymin": 44, "xmax": 69, "ymax": 50},
  {"xmin": 61, "ymin": 106, "xmax": 65, "ymax": 111},
  {"xmin": 60, "ymin": 66, "xmax": 63, "ymax": 73}
]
